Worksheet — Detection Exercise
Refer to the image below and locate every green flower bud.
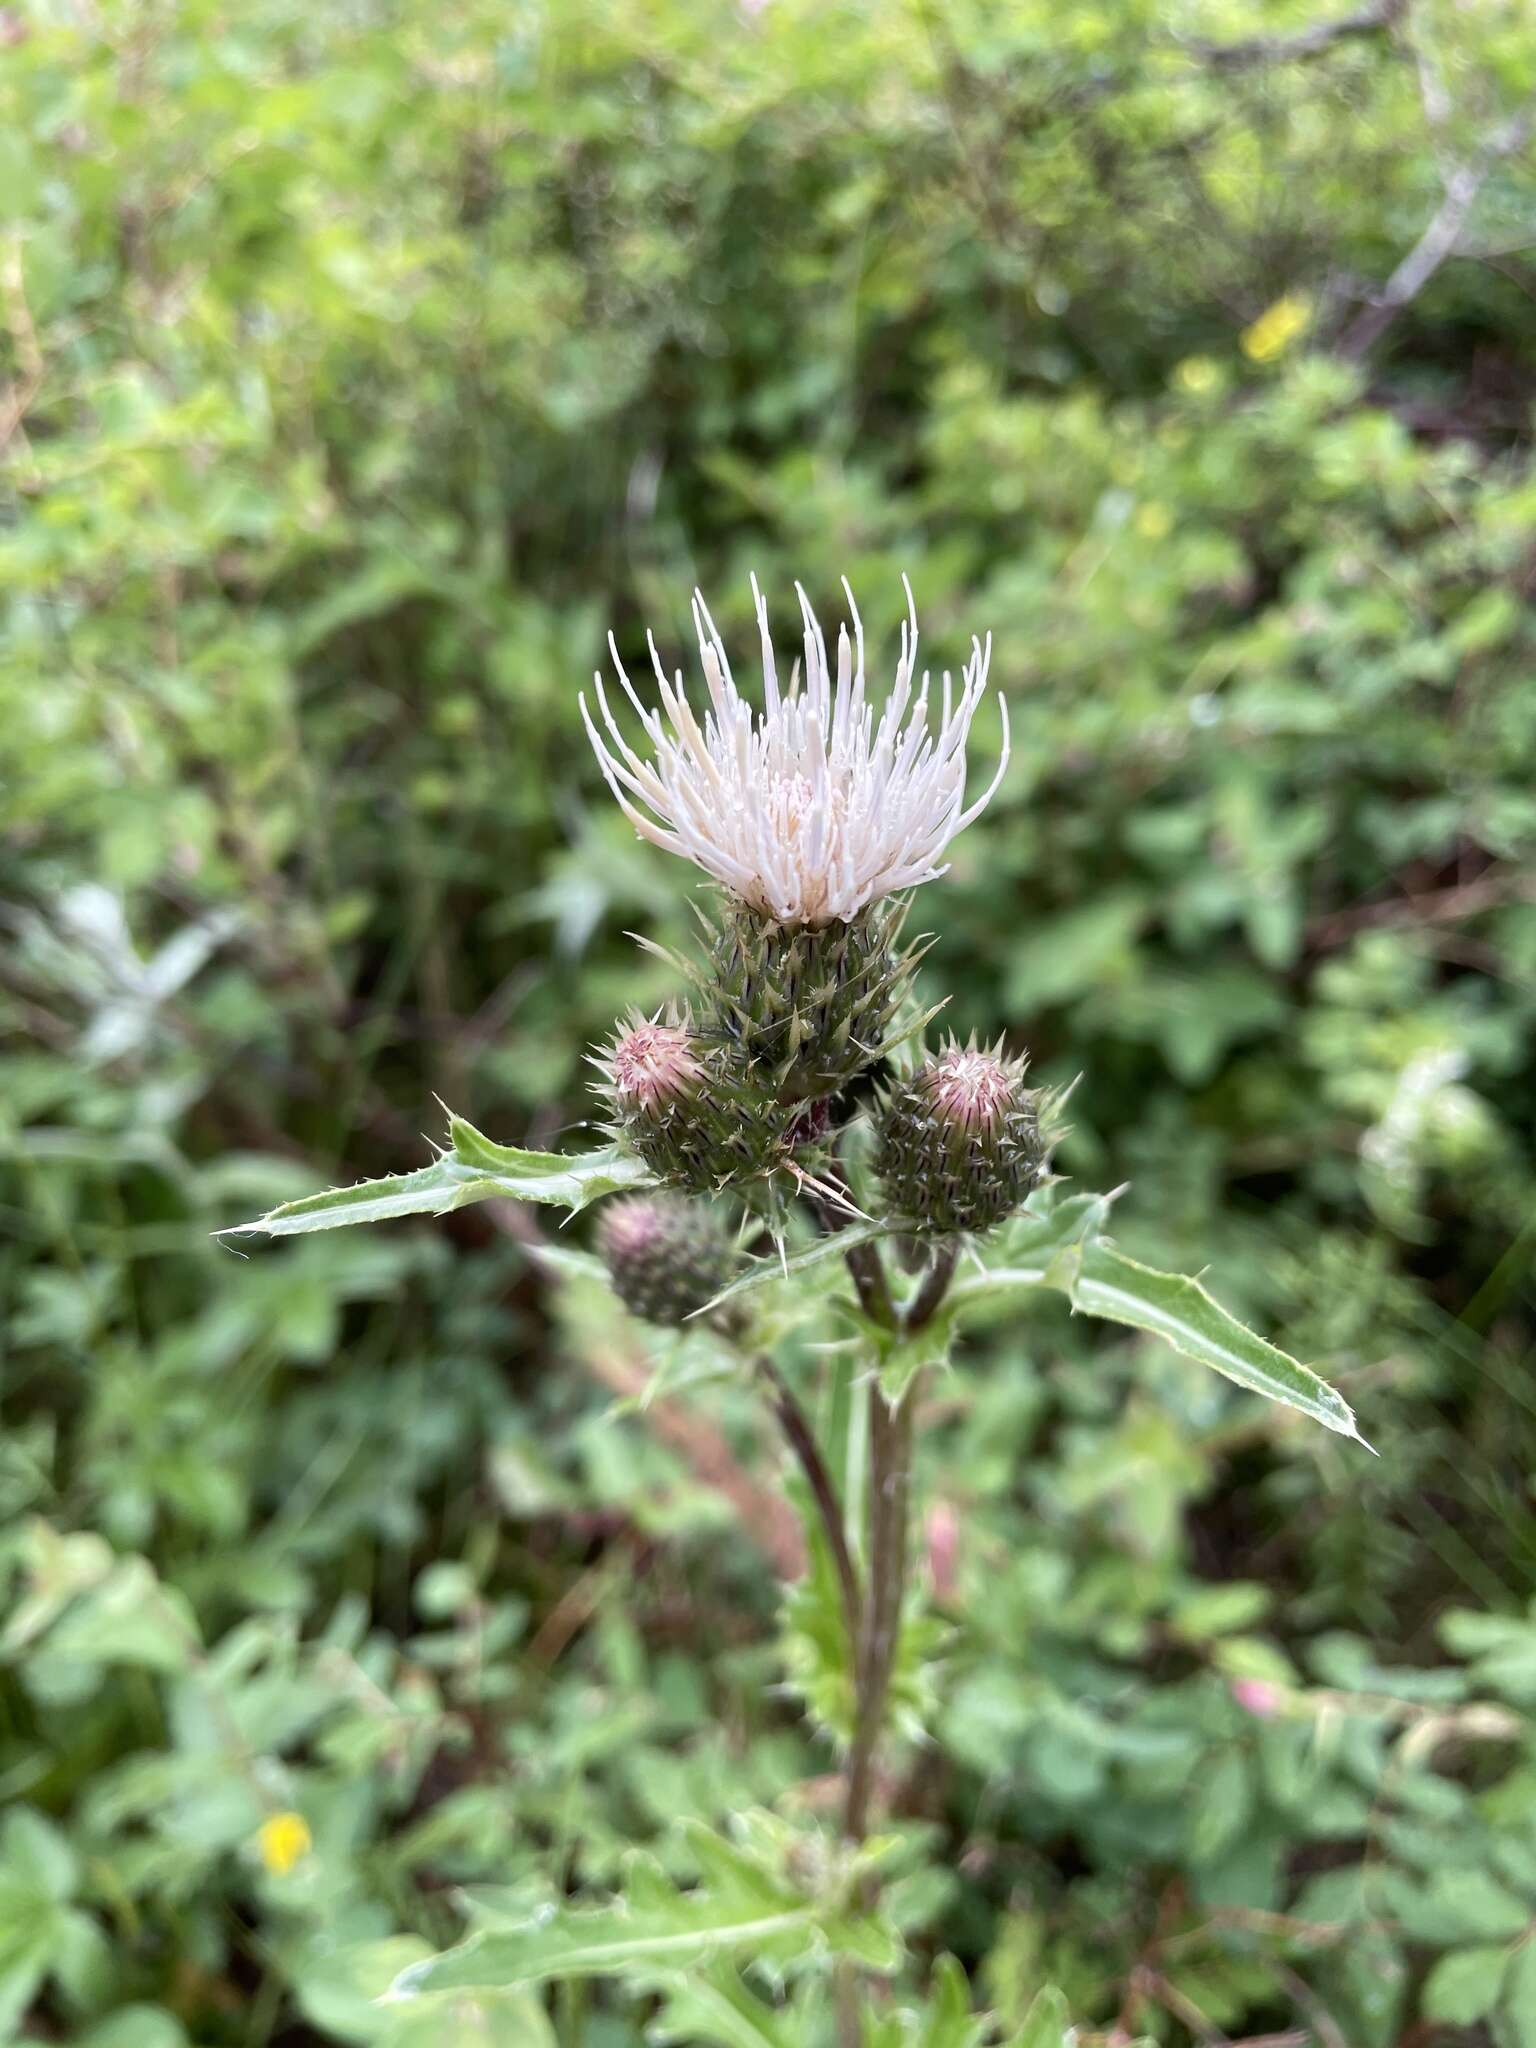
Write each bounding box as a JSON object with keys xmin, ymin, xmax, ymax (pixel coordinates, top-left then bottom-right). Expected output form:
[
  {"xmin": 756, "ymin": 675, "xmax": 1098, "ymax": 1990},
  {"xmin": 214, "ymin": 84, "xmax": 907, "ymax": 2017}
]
[
  {"xmin": 593, "ymin": 1011, "xmax": 795, "ymax": 1193},
  {"xmin": 597, "ymin": 1194, "xmax": 734, "ymax": 1326},
  {"xmin": 875, "ymin": 1039, "xmax": 1047, "ymax": 1237},
  {"xmin": 698, "ymin": 897, "xmax": 927, "ymax": 1104}
]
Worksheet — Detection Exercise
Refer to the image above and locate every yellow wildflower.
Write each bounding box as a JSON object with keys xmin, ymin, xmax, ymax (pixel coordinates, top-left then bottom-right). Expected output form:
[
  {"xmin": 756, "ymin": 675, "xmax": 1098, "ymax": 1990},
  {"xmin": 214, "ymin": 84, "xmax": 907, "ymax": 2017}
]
[
  {"xmin": 257, "ymin": 1810, "xmax": 312, "ymax": 1876},
  {"xmin": 1175, "ymin": 356, "xmax": 1218, "ymax": 394},
  {"xmin": 1241, "ymin": 294, "xmax": 1311, "ymax": 364},
  {"xmin": 1135, "ymin": 502, "xmax": 1173, "ymax": 541}
]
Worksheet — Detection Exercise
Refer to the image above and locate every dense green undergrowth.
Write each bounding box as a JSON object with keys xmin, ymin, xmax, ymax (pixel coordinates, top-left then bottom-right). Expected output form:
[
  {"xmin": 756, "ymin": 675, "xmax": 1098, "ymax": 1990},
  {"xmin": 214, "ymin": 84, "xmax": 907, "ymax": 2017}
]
[{"xmin": 4, "ymin": 0, "xmax": 1536, "ymax": 2041}]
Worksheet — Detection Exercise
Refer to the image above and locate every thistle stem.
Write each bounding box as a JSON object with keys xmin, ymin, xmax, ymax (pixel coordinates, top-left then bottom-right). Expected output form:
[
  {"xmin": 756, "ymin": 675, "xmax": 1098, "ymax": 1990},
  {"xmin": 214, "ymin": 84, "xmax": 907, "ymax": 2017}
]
[
  {"xmin": 816, "ymin": 1156, "xmax": 898, "ymax": 1331},
  {"xmin": 756, "ymin": 1354, "xmax": 862, "ymax": 1652},
  {"xmin": 905, "ymin": 1238, "xmax": 959, "ymax": 1334},
  {"xmin": 844, "ymin": 1236, "xmax": 898, "ymax": 1330},
  {"xmin": 841, "ymin": 1236, "xmax": 959, "ymax": 1843},
  {"xmin": 843, "ymin": 1371, "xmax": 917, "ymax": 1843}
]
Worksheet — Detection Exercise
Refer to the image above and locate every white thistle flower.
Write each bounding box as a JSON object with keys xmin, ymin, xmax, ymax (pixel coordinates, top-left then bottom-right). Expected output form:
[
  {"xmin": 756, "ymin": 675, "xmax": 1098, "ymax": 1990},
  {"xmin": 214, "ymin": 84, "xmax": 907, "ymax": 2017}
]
[{"xmin": 580, "ymin": 577, "xmax": 1009, "ymax": 928}]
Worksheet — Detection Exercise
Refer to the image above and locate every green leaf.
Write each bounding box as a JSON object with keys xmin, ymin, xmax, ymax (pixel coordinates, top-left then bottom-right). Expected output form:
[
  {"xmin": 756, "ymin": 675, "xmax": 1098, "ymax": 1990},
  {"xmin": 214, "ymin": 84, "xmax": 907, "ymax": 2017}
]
[
  {"xmin": 651, "ymin": 1966, "xmax": 801, "ymax": 2048},
  {"xmin": 1187, "ymin": 1749, "xmax": 1253, "ymax": 1865},
  {"xmin": 941, "ymin": 1188, "xmax": 1362, "ymax": 1443},
  {"xmin": 385, "ymin": 1819, "xmax": 898, "ymax": 1997},
  {"xmin": 1422, "ymin": 1945, "xmax": 1510, "ymax": 2025},
  {"xmin": 1012, "ymin": 1984, "xmax": 1072, "ymax": 2048},
  {"xmin": 1424, "ymin": 1868, "xmax": 1532, "ymax": 1944},
  {"xmin": 917, "ymin": 1954, "xmax": 988, "ymax": 2048},
  {"xmin": 1065, "ymin": 1241, "xmax": 1366, "ymax": 1446},
  {"xmin": 870, "ymin": 1314, "xmax": 956, "ymax": 1405},
  {"xmin": 223, "ymin": 1114, "xmax": 651, "ymax": 1238},
  {"xmin": 1502, "ymin": 1939, "xmax": 1536, "ymax": 2041}
]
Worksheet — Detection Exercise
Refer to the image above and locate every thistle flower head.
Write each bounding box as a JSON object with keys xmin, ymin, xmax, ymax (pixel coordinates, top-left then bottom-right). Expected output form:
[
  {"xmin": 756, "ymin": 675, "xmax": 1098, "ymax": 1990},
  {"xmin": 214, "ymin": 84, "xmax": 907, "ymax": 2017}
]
[{"xmin": 580, "ymin": 576, "xmax": 1008, "ymax": 928}]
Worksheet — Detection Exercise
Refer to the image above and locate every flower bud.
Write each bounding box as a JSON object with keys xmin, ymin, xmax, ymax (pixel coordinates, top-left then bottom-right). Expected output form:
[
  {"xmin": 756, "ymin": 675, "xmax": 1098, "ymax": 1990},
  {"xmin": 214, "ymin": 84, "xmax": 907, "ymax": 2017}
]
[
  {"xmin": 594, "ymin": 1011, "xmax": 795, "ymax": 1192},
  {"xmin": 609, "ymin": 1016, "xmax": 701, "ymax": 1111},
  {"xmin": 874, "ymin": 1039, "xmax": 1047, "ymax": 1236},
  {"xmin": 597, "ymin": 1193, "xmax": 734, "ymax": 1326},
  {"xmin": 701, "ymin": 898, "xmax": 923, "ymax": 1104}
]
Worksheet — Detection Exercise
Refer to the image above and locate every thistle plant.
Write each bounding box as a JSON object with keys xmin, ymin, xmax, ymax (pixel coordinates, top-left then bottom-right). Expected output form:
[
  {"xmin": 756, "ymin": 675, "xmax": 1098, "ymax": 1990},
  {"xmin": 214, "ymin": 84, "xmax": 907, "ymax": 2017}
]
[{"xmin": 231, "ymin": 578, "xmax": 1368, "ymax": 2038}]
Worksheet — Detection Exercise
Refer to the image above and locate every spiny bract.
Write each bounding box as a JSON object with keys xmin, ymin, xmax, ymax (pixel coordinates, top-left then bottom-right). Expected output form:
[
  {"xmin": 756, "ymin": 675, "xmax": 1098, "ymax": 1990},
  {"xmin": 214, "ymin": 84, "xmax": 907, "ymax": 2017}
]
[{"xmin": 691, "ymin": 895, "xmax": 929, "ymax": 1105}]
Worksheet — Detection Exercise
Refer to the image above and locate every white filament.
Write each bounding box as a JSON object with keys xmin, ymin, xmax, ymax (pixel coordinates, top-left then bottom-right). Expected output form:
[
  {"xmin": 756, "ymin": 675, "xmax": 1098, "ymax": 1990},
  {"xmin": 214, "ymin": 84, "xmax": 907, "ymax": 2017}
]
[{"xmin": 580, "ymin": 576, "xmax": 1009, "ymax": 927}]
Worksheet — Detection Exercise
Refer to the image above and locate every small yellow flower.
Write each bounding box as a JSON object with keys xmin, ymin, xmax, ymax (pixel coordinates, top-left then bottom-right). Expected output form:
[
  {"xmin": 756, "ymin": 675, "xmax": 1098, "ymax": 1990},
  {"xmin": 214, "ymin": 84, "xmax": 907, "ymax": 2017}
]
[
  {"xmin": 1135, "ymin": 502, "xmax": 1173, "ymax": 541},
  {"xmin": 1241, "ymin": 294, "xmax": 1311, "ymax": 364},
  {"xmin": 1175, "ymin": 355, "xmax": 1218, "ymax": 394},
  {"xmin": 257, "ymin": 1811, "xmax": 312, "ymax": 1876}
]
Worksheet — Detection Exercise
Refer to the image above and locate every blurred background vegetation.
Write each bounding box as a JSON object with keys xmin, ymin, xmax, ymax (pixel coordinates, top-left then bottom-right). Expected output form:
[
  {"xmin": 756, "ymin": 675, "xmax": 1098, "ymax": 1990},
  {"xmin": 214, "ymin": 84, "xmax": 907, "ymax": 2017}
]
[{"xmin": 4, "ymin": 0, "xmax": 1536, "ymax": 2041}]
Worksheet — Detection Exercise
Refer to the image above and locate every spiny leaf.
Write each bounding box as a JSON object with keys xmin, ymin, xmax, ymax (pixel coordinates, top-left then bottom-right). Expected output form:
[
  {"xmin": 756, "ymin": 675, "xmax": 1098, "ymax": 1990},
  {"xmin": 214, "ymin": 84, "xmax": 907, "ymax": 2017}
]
[
  {"xmin": 1065, "ymin": 1240, "xmax": 1368, "ymax": 1447},
  {"xmin": 869, "ymin": 1313, "xmax": 956, "ymax": 1405},
  {"xmin": 651, "ymin": 1966, "xmax": 804, "ymax": 2048},
  {"xmin": 384, "ymin": 1818, "xmax": 899, "ymax": 1998},
  {"xmin": 942, "ymin": 1190, "xmax": 1365, "ymax": 1446},
  {"xmin": 221, "ymin": 1116, "xmax": 651, "ymax": 1239}
]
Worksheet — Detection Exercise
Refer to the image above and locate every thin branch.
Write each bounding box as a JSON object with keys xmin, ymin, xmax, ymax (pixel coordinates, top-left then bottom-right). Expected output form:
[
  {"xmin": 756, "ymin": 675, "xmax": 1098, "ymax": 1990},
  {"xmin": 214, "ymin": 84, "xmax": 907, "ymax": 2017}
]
[
  {"xmin": 1180, "ymin": 0, "xmax": 1403, "ymax": 71},
  {"xmin": 845, "ymin": 1236, "xmax": 898, "ymax": 1330},
  {"xmin": 1306, "ymin": 868, "xmax": 1536, "ymax": 950},
  {"xmin": 1274, "ymin": 1964, "xmax": 1349, "ymax": 2048},
  {"xmin": 1340, "ymin": 98, "xmax": 1536, "ymax": 356}
]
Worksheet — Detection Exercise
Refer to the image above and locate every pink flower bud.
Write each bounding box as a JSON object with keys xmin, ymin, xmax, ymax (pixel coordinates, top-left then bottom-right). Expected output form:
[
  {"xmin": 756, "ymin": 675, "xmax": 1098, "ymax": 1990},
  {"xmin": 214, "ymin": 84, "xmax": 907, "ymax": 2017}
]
[
  {"xmin": 926, "ymin": 1047, "xmax": 1017, "ymax": 1132},
  {"xmin": 926, "ymin": 1500, "xmax": 961, "ymax": 1601},
  {"xmin": 1231, "ymin": 1677, "xmax": 1285, "ymax": 1719},
  {"xmin": 875, "ymin": 1035, "xmax": 1048, "ymax": 1238},
  {"xmin": 609, "ymin": 1020, "xmax": 701, "ymax": 1112}
]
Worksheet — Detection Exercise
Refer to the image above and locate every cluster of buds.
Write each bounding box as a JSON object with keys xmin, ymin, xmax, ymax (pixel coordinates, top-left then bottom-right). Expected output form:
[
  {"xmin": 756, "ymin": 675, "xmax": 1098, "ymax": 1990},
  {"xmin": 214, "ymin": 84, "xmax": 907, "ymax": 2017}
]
[{"xmin": 585, "ymin": 576, "xmax": 1041, "ymax": 1295}]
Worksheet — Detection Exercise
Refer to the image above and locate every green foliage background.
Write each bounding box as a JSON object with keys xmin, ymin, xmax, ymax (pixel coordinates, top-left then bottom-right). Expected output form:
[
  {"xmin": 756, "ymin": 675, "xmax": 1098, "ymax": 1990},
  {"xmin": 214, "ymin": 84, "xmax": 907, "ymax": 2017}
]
[{"xmin": 4, "ymin": 0, "xmax": 1536, "ymax": 2041}]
